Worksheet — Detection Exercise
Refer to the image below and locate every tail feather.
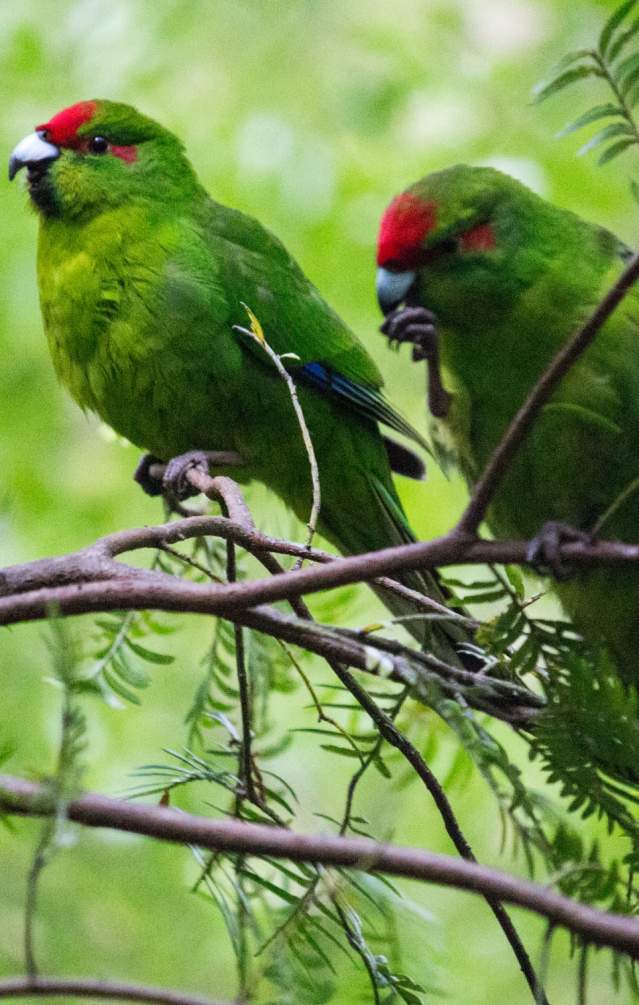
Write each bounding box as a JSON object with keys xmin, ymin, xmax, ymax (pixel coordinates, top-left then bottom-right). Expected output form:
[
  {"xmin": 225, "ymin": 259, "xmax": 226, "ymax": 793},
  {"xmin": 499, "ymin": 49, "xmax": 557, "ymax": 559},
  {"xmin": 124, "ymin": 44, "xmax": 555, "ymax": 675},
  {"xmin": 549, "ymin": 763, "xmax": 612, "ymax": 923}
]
[{"xmin": 368, "ymin": 476, "xmax": 473, "ymax": 664}]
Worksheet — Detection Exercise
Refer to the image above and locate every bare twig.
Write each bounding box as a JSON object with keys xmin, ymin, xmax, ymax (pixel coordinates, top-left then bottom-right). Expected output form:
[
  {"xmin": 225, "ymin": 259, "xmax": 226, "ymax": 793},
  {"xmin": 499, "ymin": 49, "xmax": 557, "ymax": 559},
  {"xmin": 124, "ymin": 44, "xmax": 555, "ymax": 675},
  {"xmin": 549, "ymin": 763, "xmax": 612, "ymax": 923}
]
[
  {"xmin": 0, "ymin": 976, "xmax": 227, "ymax": 1004},
  {"xmin": 234, "ymin": 305, "xmax": 321, "ymax": 561},
  {"xmin": 456, "ymin": 251, "xmax": 639, "ymax": 537},
  {"xmin": 339, "ymin": 687, "xmax": 410, "ymax": 835},
  {"xmin": 225, "ymin": 536, "xmax": 256, "ymax": 806},
  {"xmin": 3, "ymin": 775, "xmax": 639, "ymax": 958}
]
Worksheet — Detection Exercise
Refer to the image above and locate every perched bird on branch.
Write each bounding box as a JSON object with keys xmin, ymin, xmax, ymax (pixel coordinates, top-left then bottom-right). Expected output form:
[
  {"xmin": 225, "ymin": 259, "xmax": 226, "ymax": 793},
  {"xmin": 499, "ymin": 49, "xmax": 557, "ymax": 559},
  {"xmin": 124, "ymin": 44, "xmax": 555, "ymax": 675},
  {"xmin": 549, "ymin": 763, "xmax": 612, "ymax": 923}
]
[
  {"xmin": 376, "ymin": 164, "xmax": 639, "ymax": 677},
  {"xmin": 9, "ymin": 100, "xmax": 472, "ymax": 663}
]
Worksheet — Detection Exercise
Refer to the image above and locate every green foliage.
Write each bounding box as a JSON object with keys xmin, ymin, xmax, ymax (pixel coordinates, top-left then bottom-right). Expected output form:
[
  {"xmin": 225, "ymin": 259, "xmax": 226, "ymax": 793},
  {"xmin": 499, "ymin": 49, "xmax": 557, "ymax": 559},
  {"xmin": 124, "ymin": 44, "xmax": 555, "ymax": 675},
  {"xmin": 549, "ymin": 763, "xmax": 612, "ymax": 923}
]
[
  {"xmin": 535, "ymin": 0, "xmax": 639, "ymax": 167},
  {"xmin": 126, "ymin": 661, "xmax": 432, "ymax": 1002},
  {"xmin": 24, "ymin": 618, "xmax": 88, "ymax": 974}
]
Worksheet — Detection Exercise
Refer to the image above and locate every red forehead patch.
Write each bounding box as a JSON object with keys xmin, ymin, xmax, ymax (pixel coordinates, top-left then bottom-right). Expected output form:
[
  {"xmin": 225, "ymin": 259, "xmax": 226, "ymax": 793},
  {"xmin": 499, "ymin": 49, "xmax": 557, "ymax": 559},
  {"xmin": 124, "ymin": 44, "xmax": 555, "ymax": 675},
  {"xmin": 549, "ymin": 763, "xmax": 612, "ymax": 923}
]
[
  {"xmin": 377, "ymin": 194, "xmax": 437, "ymax": 268},
  {"xmin": 36, "ymin": 101, "xmax": 98, "ymax": 147}
]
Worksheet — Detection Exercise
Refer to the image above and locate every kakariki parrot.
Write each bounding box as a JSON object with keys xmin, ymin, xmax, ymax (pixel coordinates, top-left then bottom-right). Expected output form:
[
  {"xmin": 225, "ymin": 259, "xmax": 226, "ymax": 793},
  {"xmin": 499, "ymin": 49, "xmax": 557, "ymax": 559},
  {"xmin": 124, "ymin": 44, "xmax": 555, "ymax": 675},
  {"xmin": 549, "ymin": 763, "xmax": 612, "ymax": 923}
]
[
  {"xmin": 376, "ymin": 164, "xmax": 639, "ymax": 678},
  {"xmin": 9, "ymin": 100, "xmax": 472, "ymax": 662}
]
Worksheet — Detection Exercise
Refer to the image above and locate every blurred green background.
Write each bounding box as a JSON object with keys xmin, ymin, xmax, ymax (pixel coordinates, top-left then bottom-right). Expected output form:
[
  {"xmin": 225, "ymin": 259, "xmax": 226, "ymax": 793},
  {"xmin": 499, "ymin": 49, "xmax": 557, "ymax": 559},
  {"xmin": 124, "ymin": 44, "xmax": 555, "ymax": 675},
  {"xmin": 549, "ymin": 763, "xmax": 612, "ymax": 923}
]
[{"xmin": 1, "ymin": 0, "xmax": 637, "ymax": 1002}]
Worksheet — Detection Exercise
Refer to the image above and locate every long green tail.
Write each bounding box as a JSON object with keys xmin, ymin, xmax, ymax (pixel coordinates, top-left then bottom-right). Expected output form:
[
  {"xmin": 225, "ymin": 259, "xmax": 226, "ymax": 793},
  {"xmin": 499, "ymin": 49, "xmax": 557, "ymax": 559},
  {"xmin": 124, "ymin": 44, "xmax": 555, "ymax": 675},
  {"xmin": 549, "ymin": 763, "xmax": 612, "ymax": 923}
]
[{"xmin": 318, "ymin": 462, "xmax": 474, "ymax": 666}]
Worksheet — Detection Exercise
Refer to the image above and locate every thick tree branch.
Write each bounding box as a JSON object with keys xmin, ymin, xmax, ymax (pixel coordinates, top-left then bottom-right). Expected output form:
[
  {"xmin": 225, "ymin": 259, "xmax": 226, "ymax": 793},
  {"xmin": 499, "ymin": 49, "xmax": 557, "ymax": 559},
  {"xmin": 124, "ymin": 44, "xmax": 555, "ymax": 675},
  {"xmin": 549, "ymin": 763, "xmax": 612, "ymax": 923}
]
[
  {"xmin": 456, "ymin": 251, "xmax": 639, "ymax": 536},
  {"xmin": 4, "ymin": 464, "xmax": 639, "ymax": 731},
  {"xmin": 0, "ymin": 976, "xmax": 227, "ymax": 1004},
  {"xmin": 4, "ymin": 516, "xmax": 639, "ymax": 633},
  {"xmin": 2, "ymin": 775, "xmax": 639, "ymax": 958}
]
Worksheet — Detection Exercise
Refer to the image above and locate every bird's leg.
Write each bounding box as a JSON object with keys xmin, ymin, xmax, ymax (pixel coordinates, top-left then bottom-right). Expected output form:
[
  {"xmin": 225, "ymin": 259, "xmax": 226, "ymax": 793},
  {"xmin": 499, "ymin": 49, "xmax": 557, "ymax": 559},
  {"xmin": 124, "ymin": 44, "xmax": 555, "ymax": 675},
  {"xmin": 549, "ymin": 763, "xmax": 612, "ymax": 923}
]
[
  {"xmin": 526, "ymin": 521, "xmax": 592, "ymax": 581},
  {"xmin": 380, "ymin": 306, "xmax": 452, "ymax": 419},
  {"xmin": 134, "ymin": 450, "xmax": 210, "ymax": 502}
]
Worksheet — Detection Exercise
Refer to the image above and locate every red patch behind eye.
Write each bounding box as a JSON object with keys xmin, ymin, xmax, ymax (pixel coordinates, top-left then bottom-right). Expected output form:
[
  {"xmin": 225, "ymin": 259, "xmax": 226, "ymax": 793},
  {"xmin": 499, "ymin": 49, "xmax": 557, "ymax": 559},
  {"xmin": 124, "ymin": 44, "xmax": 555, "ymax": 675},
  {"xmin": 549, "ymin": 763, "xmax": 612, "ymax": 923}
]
[
  {"xmin": 111, "ymin": 145, "xmax": 138, "ymax": 163},
  {"xmin": 377, "ymin": 194, "xmax": 437, "ymax": 268},
  {"xmin": 36, "ymin": 100, "xmax": 98, "ymax": 147},
  {"xmin": 460, "ymin": 222, "xmax": 496, "ymax": 253}
]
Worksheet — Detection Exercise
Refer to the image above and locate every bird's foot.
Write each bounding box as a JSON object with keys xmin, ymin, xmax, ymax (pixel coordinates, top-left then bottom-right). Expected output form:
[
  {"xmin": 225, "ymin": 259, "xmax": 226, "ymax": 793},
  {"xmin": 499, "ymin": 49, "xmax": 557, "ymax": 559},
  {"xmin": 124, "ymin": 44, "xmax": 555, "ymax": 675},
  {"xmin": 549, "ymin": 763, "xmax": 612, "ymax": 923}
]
[
  {"xmin": 526, "ymin": 521, "xmax": 592, "ymax": 580},
  {"xmin": 133, "ymin": 450, "xmax": 210, "ymax": 502},
  {"xmin": 381, "ymin": 304, "xmax": 438, "ymax": 350},
  {"xmin": 380, "ymin": 306, "xmax": 452, "ymax": 419},
  {"xmin": 162, "ymin": 450, "xmax": 211, "ymax": 501}
]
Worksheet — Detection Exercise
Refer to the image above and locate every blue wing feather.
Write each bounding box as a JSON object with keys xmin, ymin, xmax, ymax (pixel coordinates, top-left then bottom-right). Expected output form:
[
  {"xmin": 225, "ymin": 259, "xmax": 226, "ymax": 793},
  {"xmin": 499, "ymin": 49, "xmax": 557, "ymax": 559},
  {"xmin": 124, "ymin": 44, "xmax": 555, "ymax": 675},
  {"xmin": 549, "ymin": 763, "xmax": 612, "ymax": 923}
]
[{"xmin": 298, "ymin": 362, "xmax": 430, "ymax": 454}]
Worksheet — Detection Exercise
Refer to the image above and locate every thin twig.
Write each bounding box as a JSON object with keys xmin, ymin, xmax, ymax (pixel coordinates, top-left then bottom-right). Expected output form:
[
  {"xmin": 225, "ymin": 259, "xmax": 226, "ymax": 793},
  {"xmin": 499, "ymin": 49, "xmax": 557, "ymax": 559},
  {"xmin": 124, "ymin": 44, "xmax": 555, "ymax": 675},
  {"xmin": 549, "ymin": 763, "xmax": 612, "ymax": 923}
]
[
  {"xmin": 251, "ymin": 552, "xmax": 541, "ymax": 998},
  {"xmin": 225, "ymin": 537, "xmax": 256, "ymax": 805},
  {"xmin": 340, "ymin": 687, "xmax": 410, "ymax": 835},
  {"xmin": 0, "ymin": 976, "xmax": 228, "ymax": 1004},
  {"xmin": 239, "ymin": 554, "xmax": 545, "ymax": 1002},
  {"xmin": 275, "ymin": 639, "xmax": 365, "ymax": 762},
  {"xmin": 456, "ymin": 251, "xmax": 639, "ymax": 537},
  {"xmin": 3, "ymin": 775, "xmax": 639, "ymax": 958},
  {"xmin": 24, "ymin": 829, "xmax": 48, "ymax": 977},
  {"xmin": 332, "ymin": 898, "xmax": 382, "ymax": 1005},
  {"xmin": 157, "ymin": 543, "xmax": 224, "ymax": 583},
  {"xmin": 234, "ymin": 305, "xmax": 321, "ymax": 563},
  {"xmin": 577, "ymin": 944, "xmax": 589, "ymax": 1005}
]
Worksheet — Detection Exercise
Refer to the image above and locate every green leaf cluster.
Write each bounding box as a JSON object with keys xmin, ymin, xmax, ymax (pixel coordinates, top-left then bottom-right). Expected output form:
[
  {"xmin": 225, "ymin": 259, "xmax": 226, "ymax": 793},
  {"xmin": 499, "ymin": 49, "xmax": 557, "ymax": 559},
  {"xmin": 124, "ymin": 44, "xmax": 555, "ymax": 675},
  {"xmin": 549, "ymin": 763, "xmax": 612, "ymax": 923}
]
[{"xmin": 535, "ymin": 0, "xmax": 639, "ymax": 168}]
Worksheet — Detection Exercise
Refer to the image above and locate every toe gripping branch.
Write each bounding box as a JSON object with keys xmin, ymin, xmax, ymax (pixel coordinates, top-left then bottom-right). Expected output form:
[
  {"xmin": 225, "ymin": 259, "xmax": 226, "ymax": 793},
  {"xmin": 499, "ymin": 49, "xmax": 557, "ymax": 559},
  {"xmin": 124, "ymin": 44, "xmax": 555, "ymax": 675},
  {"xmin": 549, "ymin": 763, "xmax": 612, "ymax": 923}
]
[
  {"xmin": 380, "ymin": 306, "xmax": 453, "ymax": 419},
  {"xmin": 134, "ymin": 450, "xmax": 209, "ymax": 502},
  {"xmin": 525, "ymin": 521, "xmax": 592, "ymax": 581}
]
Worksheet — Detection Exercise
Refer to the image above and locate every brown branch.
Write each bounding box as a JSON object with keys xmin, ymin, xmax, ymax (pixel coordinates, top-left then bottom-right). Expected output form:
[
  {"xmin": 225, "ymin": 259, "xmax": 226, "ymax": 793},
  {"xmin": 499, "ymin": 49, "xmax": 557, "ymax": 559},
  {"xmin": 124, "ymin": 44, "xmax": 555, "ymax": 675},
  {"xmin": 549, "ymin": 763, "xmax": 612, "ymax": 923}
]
[
  {"xmin": 225, "ymin": 536, "xmax": 256, "ymax": 806},
  {"xmin": 456, "ymin": 251, "xmax": 639, "ymax": 536},
  {"xmin": 3, "ymin": 775, "xmax": 639, "ymax": 958},
  {"xmin": 0, "ymin": 502, "xmax": 547, "ymax": 725},
  {"xmin": 6, "ymin": 501, "xmax": 639, "ymax": 651},
  {"xmin": 4, "ymin": 519, "xmax": 639, "ymax": 629},
  {"xmin": 0, "ymin": 976, "xmax": 227, "ymax": 1004}
]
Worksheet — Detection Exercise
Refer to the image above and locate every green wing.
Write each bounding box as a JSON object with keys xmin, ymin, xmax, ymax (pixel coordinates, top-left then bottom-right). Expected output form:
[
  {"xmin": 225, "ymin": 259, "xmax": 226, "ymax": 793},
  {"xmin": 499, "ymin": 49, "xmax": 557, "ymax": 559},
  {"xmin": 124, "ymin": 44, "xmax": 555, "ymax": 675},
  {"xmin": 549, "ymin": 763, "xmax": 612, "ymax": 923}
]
[{"xmin": 198, "ymin": 197, "xmax": 429, "ymax": 450}]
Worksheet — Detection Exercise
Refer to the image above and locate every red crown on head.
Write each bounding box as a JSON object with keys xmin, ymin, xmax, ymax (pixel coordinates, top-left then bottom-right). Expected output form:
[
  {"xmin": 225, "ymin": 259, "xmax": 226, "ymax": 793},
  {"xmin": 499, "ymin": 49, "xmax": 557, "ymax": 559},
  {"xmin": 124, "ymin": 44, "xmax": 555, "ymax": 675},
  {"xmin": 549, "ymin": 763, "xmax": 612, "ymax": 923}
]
[
  {"xmin": 377, "ymin": 194, "xmax": 437, "ymax": 268},
  {"xmin": 36, "ymin": 101, "xmax": 98, "ymax": 147}
]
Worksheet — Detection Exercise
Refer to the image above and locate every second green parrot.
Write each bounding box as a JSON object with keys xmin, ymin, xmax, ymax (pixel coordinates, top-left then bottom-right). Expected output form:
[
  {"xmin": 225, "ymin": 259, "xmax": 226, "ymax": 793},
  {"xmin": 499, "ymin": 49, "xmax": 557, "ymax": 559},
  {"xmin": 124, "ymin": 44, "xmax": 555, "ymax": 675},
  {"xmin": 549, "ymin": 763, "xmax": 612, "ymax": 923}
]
[{"xmin": 376, "ymin": 164, "xmax": 639, "ymax": 678}]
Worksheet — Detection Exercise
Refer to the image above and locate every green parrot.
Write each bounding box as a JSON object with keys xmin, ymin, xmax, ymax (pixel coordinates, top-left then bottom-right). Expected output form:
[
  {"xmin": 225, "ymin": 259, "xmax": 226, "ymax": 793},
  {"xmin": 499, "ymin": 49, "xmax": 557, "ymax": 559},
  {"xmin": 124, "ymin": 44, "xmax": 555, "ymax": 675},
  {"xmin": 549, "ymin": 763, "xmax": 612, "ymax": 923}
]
[
  {"xmin": 9, "ymin": 99, "xmax": 472, "ymax": 662},
  {"xmin": 375, "ymin": 163, "xmax": 639, "ymax": 677}
]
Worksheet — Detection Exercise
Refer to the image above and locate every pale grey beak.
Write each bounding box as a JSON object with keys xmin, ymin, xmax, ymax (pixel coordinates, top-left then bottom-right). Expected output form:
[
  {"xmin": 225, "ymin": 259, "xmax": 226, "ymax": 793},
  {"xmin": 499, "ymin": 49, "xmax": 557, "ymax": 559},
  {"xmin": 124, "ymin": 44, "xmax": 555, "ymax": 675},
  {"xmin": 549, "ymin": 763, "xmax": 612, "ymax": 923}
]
[
  {"xmin": 9, "ymin": 131, "xmax": 60, "ymax": 181},
  {"xmin": 376, "ymin": 266, "xmax": 417, "ymax": 315}
]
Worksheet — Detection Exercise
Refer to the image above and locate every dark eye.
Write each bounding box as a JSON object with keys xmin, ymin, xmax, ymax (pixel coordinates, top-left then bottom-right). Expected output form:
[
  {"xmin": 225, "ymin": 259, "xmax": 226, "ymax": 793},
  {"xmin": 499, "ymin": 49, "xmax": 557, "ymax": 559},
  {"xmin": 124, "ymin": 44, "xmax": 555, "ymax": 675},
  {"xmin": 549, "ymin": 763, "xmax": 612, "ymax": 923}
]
[
  {"xmin": 89, "ymin": 136, "xmax": 109, "ymax": 154},
  {"xmin": 439, "ymin": 238, "xmax": 459, "ymax": 253}
]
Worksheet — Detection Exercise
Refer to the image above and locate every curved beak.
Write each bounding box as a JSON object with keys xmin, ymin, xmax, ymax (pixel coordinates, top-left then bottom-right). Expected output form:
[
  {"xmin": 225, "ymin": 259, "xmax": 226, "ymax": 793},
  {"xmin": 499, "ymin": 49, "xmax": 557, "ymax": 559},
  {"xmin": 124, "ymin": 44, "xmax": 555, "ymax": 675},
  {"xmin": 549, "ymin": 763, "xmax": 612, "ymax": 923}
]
[
  {"xmin": 376, "ymin": 266, "xmax": 417, "ymax": 315},
  {"xmin": 9, "ymin": 131, "xmax": 60, "ymax": 181}
]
